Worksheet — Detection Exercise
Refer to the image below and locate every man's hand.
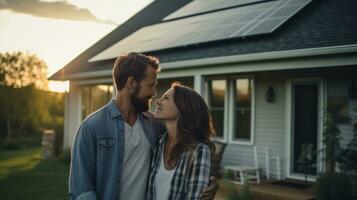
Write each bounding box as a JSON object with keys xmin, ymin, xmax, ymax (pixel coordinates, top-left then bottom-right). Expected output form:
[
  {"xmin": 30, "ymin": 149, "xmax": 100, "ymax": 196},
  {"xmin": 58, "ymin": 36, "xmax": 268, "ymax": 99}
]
[{"xmin": 200, "ymin": 176, "xmax": 219, "ymax": 200}]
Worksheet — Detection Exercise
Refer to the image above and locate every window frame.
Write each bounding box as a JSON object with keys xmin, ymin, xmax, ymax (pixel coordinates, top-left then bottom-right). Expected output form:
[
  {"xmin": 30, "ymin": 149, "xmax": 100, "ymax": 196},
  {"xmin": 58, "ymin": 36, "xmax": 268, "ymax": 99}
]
[
  {"xmin": 81, "ymin": 84, "xmax": 115, "ymax": 120},
  {"xmin": 228, "ymin": 76, "xmax": 255, "ymax": 145},
  {"xmin": 205, "ymin": 77, "xmax": 229, "ymax": 143}
]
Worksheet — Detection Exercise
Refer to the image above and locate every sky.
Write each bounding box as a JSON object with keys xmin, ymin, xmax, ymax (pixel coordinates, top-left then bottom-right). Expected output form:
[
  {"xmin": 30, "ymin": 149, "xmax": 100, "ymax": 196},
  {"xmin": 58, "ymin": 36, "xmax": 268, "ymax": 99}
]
[{"xmin": 0, "ymin": 0, "xmax": 153, "ymax": 92}]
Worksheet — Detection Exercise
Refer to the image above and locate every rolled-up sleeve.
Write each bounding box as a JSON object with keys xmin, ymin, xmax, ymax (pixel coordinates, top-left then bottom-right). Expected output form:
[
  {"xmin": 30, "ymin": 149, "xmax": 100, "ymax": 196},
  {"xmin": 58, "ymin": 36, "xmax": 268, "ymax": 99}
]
[
  {"xmin": 69, "ymin": 123, "xmax": 97, "ymax": 200},
  {"xmin": 187, "ymin": 146, "xmax": 211, "ymax": 200}
]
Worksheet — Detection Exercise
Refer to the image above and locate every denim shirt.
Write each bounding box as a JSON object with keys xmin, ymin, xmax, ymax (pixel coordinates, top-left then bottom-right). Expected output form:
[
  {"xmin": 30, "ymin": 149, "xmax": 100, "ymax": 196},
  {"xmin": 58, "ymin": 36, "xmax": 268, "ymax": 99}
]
[{"xmin": 69, "ymin": 99, "xmax": 165, "ymax": 200}]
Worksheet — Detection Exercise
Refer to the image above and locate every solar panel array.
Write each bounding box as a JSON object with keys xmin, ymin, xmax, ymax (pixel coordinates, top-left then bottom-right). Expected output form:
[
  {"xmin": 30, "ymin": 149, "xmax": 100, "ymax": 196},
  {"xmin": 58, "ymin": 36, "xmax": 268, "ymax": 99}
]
[
  {"xmin": 90, "ymin": 0, "xmax": 312, "ymax": 62},
  {"xmin": 164, "ymin": 0, "xmax": 270, "ymax": 20}
]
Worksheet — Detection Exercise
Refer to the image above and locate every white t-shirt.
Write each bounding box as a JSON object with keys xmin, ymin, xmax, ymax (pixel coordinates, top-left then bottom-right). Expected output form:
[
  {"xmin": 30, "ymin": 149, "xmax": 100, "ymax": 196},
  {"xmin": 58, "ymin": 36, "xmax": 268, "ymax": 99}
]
[
  {"xmin": 119, "ymin": 116, "xmax": 151, "ymax": 200},
  {"xmin": 154, "ymin": 147, "xmax": 176, "ymax": 200}
]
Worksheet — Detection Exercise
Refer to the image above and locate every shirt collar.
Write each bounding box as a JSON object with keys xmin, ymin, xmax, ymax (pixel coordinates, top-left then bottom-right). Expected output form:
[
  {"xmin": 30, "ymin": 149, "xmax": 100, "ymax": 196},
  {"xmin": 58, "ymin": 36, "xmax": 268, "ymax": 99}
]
[
  {"xmin": 107, "ymin": 99, "xmax": 150, "ymax": 120},
  {"xmin": 107, "ymin": 99, "xmax": 123, "ymax": 119}
]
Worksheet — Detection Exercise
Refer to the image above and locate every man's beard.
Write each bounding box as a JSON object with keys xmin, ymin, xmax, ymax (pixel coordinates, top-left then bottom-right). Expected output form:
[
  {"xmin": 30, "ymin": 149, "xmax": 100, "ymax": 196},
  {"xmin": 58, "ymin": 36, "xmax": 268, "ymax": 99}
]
[{"xmin": 130, "ymin": 86, "xmax": 150, "ymax": 113}]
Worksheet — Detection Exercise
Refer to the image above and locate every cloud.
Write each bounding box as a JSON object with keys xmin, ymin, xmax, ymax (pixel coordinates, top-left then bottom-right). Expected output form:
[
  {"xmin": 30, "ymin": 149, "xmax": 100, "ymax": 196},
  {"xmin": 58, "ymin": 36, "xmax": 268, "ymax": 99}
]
[{"xmin": 0, "ymin": 0, "xmax": 117, "ymax": 25}]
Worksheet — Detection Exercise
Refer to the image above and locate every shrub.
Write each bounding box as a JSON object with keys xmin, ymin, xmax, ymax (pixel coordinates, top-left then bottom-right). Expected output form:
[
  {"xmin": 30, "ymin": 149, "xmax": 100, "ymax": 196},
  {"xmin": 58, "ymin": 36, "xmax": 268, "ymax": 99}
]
[
  {"xmin": 226, "ymin": 190, "xmax": 239, "ymax": 200},
  {"xmin": 238, "ymin": 181, "xmax": 253, "ymax": 200},
  {"xmin": 315, "ymin": 172, "xmax": 356, "ymax": 200},
  {"xmin": 225, "ymin": 181, "xmax": 253, "ymax": 200},
  {"xmin": 223, "ymin": 174, "xmax": 253, "ymax": 200},
  {"xmin": 15, "ymin": 135, "xmax": 42, "ymax": 148},
  {"xmin": 58, "ymin": 148, "xmax": 71, "ymax": 164},
  {"xmin": 1, "ymin": 141, "xmax": 22, "ymax": 151},
  {"xmin": 223, "ymin": 180, "xmax": 239, "ymax": 200},
  {"xmin": 223, "ymin": 169, "xmax": 235, "ymax": 180}
]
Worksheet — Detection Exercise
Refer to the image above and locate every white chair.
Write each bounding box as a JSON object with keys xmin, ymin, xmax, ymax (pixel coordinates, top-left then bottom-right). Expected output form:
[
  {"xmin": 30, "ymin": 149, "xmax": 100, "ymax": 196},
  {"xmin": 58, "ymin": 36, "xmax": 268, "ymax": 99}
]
[
  {"xmin": 265, "ymin": 147, "xmax": 281, "ymax": 180},
  {"xmin": 225, "ymin": 146, "xmax": 261, "ymax": 184}
]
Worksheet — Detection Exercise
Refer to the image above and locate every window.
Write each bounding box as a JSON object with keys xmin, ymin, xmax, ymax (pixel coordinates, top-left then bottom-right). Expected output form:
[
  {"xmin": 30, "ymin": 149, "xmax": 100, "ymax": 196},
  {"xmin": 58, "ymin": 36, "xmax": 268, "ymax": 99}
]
[
  {"xmin": 233, "ymin": 78, "xmax": 253, "ymax": 142},
  {"xmin": 206, "ymin": 79, "xmax": 226, "ymax": 139},
  {"xmin": 205, "ymin": 76, "xmax": 254, "ymax": 144},
  {"xmin": 81, "ymin": 84, "xmax": 114, "ymax": 119}
]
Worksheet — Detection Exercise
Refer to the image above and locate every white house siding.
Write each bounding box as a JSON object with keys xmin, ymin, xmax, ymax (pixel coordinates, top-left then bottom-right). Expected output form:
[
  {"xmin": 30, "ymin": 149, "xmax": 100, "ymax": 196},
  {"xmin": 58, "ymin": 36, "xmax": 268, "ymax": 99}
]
[
  {"xmin": 220, "ymin": 67, "xmax": 357, "ymax": 180},
  {"xmin": 221, "ymin": 72, "xmax": 287, "ymax": 179}
]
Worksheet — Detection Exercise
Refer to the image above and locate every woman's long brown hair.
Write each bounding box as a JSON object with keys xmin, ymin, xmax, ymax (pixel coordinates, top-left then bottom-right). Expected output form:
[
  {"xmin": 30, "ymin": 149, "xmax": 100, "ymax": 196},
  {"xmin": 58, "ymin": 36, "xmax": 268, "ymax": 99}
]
[{"xmin": 168, "ymin": 82, "xmax": 216, "ymax": 165}]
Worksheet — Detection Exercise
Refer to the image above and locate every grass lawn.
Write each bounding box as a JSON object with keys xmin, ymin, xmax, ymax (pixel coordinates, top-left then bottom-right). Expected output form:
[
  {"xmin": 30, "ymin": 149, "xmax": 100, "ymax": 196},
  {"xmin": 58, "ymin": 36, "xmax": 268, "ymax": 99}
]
[{"xmin": 0, "ymin": 147, "xmax": 69, "ymax": 200}]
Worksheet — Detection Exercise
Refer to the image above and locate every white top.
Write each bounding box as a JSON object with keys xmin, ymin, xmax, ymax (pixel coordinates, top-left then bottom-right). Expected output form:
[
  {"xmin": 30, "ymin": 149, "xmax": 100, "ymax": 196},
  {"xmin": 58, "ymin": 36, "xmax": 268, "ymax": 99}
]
[
  {"xmin": 119, "ymin": 116, "xmax": 151, "ymax": 200},
  {"xmin": 154, "ymin": 147, "xmax": 176, "ymax": 200}
]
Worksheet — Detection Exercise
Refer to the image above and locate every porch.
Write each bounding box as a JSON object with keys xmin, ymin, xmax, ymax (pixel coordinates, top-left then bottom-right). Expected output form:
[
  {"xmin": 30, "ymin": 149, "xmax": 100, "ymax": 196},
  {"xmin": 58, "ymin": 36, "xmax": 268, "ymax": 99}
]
[{"xmin": 215, "ymin": 179, "xmax": 316, "ymax": 200}]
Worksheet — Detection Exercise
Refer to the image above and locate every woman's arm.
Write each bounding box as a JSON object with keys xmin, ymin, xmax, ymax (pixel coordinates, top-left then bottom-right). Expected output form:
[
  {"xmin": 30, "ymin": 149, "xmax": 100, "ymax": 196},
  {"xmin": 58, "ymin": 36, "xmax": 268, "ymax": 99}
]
[{"xmin": 187, "ymin": 145, "xmax": 211, "ymax": 200}]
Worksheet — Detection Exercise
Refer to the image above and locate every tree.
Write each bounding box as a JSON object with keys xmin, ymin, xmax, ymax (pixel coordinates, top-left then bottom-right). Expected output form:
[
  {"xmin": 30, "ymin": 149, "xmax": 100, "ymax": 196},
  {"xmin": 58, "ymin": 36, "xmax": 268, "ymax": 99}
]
[
  {"xmin": 323, "ymin": 108, "xmax": 342, "ymax": 172},
  {"xmin": 0, "ymin": 51, "xmax": 49, "ymax": 143},
  {"xmin": 0, "ymin": 51, "xmax": 48, "ymax": 89},
  {"xmin": 317, "ymin": 112, "xmax": 357, "ymax": 200}
]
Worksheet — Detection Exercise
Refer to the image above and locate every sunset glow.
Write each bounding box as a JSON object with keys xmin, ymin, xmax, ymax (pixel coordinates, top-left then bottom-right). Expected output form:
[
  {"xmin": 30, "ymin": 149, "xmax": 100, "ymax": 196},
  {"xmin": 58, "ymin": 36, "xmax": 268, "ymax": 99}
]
[
  {"xmin": 0, "ymin": 0, "xmax": 153, "ymax": 92},
  {"xmin": 0, "ymin": 10, "xmax": 115, "ymax": 76},
  {"xmin": 48, "ymin": 81, "xmax": 69, "ymax": 93}
]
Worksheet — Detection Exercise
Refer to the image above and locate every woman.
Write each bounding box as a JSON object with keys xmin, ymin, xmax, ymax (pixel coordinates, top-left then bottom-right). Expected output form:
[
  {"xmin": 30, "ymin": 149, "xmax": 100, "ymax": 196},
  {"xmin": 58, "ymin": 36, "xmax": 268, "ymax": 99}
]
[{"xmin": 147, "ymin": 83, "xmax": 215, "ymax": 200}]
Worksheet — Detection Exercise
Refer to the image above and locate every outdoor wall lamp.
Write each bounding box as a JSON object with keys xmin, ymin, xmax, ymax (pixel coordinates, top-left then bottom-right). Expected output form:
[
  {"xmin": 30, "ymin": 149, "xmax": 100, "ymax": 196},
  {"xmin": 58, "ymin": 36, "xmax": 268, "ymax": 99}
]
[
  {"xmin": 266, "ymin": 86, "xmax": 276, "ymax": 103},
  {"xmin": 348, "ymin": 82, "xmax": 357, "ymax": 99}
]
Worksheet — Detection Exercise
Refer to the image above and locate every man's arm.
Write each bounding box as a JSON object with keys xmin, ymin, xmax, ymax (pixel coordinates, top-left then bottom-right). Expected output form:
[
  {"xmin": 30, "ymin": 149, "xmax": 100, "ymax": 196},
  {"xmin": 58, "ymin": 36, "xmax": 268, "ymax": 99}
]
[
  {"xmin": 199, "ymin": 176, "xmax": 219, "ymax": 200},
  {"xmin": 69, "ymin": 123, "xmax": 97, "ymax": 200}
]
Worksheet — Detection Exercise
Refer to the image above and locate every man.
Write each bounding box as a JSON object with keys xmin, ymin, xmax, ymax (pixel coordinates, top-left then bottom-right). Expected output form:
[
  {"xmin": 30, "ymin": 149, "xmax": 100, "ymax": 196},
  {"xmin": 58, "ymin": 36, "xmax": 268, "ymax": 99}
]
[{"xmin": 69, "ymin": 52, "xmax": 217, "ymax": 200}]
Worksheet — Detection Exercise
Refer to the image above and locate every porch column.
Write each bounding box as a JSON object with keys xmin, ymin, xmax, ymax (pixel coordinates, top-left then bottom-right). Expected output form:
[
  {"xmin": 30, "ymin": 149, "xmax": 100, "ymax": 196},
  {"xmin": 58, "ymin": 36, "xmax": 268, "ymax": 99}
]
[
  {"xmin": 63, "ymin": 82, "xmax": 82, "ymax": 150},
  {"xmin": 194, "ymin": 74, "xmax": 204, "ymax": 96}
]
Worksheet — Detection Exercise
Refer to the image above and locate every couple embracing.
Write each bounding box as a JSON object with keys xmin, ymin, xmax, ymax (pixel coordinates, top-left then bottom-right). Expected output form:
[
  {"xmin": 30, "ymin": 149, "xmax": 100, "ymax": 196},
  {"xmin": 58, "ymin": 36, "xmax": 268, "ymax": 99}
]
[{"xmin": 69, "ymin": 53, "xmax": 218, "ymax": 200}]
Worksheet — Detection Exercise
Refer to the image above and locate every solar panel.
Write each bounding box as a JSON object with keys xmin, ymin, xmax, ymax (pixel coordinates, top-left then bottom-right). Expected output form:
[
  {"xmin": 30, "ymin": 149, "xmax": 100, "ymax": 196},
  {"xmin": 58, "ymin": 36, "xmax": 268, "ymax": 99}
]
[
  {"xmin": 164, "ymin": 0, "xmax": 273, "ymax": 21},
  {"xmin": 90, "ymin": 0, "xmax": 312, "ymax": 62},
  {"xmin": 245, "ymin": 1, "xmax": 311, "ymax": 36}
]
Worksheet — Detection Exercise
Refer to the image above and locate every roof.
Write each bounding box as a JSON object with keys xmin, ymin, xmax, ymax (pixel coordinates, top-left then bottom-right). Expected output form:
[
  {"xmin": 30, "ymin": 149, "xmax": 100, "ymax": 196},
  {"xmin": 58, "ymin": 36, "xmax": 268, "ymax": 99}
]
[
  {"xmin": 154, "ymin": 0, "xmax": 357, "ymax": 64},
  {"xmin": 90, "ymin": 0, "xmax": 313, "ymax": 62},
  {"xmin": 51, "ymin": 0, "xmax": 357, "ymax": 80}
]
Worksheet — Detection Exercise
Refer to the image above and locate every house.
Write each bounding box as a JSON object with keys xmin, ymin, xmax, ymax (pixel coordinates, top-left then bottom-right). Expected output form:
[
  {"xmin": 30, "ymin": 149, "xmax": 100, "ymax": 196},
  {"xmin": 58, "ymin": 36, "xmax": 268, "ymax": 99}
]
[{"xmin": 50, "ymin": 0, "xmax": 357, "ymax": 181}]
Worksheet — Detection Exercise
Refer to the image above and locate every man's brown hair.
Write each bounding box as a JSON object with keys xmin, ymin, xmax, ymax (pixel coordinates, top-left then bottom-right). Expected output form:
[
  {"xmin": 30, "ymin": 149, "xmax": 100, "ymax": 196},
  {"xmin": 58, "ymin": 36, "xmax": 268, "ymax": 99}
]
[{"xmin": 112, "ymin": 52, "xmax": 160, "ymax": 91}]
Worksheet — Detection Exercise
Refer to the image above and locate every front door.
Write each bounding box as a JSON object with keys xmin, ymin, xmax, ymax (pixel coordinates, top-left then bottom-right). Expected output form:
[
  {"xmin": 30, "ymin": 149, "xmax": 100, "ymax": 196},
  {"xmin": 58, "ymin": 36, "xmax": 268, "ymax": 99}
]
[{"xmin": 290, "ymin": 80, "xmax": 322, "ymax": 177}]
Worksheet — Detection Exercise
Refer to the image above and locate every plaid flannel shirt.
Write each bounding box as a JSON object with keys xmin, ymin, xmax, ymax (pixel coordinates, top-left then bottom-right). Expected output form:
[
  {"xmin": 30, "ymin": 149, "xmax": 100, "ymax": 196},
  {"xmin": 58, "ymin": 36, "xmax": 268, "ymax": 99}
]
[{"xmin": 147, "ymin": 133, "xmax": 211, "ymax": 200}]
